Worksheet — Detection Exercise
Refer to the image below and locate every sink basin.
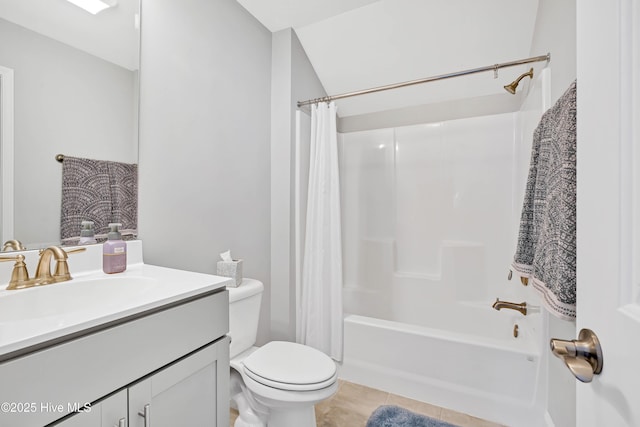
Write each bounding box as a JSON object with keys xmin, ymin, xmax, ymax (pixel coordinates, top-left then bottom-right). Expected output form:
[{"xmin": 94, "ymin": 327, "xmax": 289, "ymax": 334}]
[
  {"xmin": 0, "ymin": 241, "xmax": 231, "ymax": 361},
  {"xmin": 0, "ymin": 276, "xmax": 158, "ymax": 324}
]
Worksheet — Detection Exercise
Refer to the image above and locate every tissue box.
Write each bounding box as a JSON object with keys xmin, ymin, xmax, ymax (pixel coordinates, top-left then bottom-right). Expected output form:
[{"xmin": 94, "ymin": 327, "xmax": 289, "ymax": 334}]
[{"xmin": 217, "ymin": 259, "xmax": 243, "ymax": 287}]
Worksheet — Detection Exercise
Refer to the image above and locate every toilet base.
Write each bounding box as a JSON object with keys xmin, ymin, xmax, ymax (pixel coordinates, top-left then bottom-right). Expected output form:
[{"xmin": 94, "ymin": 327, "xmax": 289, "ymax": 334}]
[
  {"xmin": 229, "ymin": 344, "xmax": 338, "ymax": 427},
  {"xmin": 233, "ymin": 404, "xmax": 317, "ymax": 427},
  {"xmin": 247, "ymin": 378, "xmax": 337, "ymax": 427},
  {"xmin": 232, "ymin": 390, "xmax": 267, "ymax": 427},
  {"xmin": 230, "ymin": 367, "xmax": 338, "ymax": 427},
  {"xmin": 268, "ymin": 406, "xmax": 317, "ymax": 427},
  {"xmin": 231, "ymin": 370, "xmax": 268, "ymax": 427}
]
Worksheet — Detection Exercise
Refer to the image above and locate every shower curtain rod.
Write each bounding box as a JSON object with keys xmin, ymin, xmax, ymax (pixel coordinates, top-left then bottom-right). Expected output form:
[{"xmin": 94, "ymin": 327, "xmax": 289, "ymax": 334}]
[{"xmin": 297, "ymin": 53, "xmax": 550, "ymax": 107}]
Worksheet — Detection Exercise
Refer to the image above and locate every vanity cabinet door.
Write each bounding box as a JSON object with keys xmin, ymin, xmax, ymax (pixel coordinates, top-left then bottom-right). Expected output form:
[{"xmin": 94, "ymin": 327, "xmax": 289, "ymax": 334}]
[
  {"xmin": 128, "ymin": 336, "xmax": 230, "ymax": 427},
  {"xmin": 52, "ymin": 390, "xmax": 127, "ymax": 427}
]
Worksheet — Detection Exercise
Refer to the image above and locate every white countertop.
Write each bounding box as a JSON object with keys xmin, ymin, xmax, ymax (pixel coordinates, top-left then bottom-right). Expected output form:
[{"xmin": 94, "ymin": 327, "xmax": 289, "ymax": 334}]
[{"xmin": 0, "ymin": 241, "xmax": 231, "ymax": 359}]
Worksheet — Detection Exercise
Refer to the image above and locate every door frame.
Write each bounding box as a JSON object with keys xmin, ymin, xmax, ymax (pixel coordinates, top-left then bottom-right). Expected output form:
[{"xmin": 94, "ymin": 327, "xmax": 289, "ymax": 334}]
[{"xmin": 0, "ymin": 65, "xmax": 14, "ymax": 244}]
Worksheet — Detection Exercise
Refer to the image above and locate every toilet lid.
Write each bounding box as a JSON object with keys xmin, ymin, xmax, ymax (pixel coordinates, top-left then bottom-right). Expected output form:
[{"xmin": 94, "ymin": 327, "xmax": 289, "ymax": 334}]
[{"xmin": 242, "ymin": 341, "xmax": 337, "ymax": 391}]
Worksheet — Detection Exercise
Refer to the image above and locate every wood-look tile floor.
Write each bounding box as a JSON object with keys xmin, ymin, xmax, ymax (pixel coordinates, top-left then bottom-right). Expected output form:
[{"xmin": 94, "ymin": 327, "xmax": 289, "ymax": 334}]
[{"xmin": 230, "ymin": 380, "xmax": 505, "ymax": 427}]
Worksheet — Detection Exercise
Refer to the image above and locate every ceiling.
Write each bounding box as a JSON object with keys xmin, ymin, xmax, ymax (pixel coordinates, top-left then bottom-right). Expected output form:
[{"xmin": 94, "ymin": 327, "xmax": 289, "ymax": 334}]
[
  {"xmin": 238, "ymin": 0, "xmax": 542, "ymax": 117},
  {"xmin": 1, "ymin": 0, "xmax": 542, "ymax": 116},
  {"xmin": 0, "ymin": 0, "xmax": 139, "ymax": 70}
]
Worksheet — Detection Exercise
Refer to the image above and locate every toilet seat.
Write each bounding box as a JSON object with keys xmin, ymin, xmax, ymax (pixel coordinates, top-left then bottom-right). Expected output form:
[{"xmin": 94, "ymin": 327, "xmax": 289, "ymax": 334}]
[{"xmin": 242, "ymin": 341, "xmax": 337, "ymax": 392}]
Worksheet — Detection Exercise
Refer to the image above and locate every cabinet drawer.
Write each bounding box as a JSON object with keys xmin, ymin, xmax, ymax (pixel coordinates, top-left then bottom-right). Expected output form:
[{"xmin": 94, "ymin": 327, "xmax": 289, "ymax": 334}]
[{"xmin": 0, "ymin": 290, "xmax": 228, "ymax": 427}]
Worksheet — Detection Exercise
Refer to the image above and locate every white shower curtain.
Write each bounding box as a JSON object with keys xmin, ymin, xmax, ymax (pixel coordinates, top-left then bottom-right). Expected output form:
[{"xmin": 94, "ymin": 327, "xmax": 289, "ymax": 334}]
[{"xmin": 297, "ymin": 101, "xmax": 343, "ymax": 361}]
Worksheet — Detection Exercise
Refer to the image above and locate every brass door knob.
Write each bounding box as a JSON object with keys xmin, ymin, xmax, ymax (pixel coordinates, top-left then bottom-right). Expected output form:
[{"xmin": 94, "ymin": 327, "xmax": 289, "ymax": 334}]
[{"xmin": 550, "ymin": 328, "xmax": 603, "ymax": 383}]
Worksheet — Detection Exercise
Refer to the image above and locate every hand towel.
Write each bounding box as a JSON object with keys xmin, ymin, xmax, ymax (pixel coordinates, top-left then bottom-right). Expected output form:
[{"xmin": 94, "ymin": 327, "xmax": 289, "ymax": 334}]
[
  {"xmin": 512, "ymin": 80, "xmax": 577, "ymax": 320},
  {"xmin": 60, "ymin": 156, "xmax": 138, "ymax": 244},
  {"xmin": 106, "ymin": 160, "xmax": 138, "ymax": 238}
]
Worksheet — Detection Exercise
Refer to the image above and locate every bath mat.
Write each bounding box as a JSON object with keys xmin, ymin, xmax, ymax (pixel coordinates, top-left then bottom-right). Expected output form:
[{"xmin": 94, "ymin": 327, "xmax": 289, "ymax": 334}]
[{"xmin": 366, "ymin": 405, "xmax": 459, "ymax": 427}]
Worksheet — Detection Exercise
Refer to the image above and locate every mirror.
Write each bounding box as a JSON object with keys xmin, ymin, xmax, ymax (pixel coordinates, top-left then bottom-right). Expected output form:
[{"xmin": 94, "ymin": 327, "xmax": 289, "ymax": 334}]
[{"xmin": 0, "ymin": 0, "xmax": 140, "ymax": 250}]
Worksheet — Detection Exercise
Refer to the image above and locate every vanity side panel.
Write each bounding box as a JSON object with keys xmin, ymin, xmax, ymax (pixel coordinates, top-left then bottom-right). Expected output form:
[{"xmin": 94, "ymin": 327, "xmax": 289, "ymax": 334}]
[{"xmin": 0, "ymin": 291, "xmax": 228, "ymax": 427}]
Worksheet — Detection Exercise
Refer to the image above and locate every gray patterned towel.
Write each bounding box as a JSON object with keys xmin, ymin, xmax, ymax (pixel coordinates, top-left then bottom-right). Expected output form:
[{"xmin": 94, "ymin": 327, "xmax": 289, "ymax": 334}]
[
  {"xmin": 512, "ymin": 80, "xmax": 577, "ymax": 320},
  {"xmin": 60, "ymin": 156, "xmax": 138, "ymax": 243}
]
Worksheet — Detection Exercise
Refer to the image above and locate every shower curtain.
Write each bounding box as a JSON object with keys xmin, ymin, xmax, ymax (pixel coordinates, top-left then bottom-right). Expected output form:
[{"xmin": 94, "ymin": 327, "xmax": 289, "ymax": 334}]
[{"xmin": 297, "ymin": 101, "xmax": 343, "ymax": 361}]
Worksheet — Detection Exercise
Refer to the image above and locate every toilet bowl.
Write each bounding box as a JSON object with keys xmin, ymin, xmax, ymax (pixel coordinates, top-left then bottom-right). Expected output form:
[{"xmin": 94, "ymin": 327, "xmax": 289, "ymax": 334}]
[{"xmin": 228, "ymin": 279, "xmax": 338, "ymax": 427}]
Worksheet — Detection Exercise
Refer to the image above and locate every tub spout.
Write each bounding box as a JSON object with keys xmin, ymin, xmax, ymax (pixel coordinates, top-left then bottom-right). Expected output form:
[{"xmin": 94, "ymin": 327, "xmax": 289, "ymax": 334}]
[{"xmin": 492, "ymin": 298, "xmax": 527, "ymax": 315}]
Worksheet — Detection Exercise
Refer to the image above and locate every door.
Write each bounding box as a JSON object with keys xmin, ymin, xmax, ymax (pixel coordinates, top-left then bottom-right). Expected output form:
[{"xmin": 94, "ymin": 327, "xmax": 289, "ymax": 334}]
[
  {"xmin": 128, "ymin": 338, "xmax": 230, "ymax": 427},
  {"xmin": 576, "ymin": 1, "xmax": 640, "ymax": 426},
  {"xmin": 52, "ymin": 390, "xmax": 127, "ymax": 427}
]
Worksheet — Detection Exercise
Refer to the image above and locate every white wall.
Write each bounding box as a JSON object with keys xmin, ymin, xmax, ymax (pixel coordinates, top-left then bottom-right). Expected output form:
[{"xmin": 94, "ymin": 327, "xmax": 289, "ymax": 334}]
[
  {"xmin": 530, "ymin": 0, "xmax": 577, "ymax": 105},
  {"xmin": 0, "ymin": 18, "xmax": 136, "ymax": 247},
  {"xmin": 137, "ymin": 0, "xmax": 272, "ymax": 342},
  {"xmin": 528, "ymin": 1, "xmax": 577, "ymax": 426},
  {"xmin": 270, "ymin": 29, "xmax": 326, "ymax": 341}
]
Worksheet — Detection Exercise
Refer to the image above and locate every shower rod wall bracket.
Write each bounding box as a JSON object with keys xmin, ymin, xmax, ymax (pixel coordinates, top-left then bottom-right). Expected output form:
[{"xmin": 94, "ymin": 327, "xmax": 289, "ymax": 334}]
[{"xmin": 297, "ymin": 52, "xmax": 551, "ymax": 107}]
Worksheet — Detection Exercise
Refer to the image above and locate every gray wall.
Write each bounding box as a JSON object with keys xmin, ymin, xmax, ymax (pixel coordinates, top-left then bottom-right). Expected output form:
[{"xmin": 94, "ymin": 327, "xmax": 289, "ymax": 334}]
[
  {"xmin": 529, "ymin": 0, "xmax": 577, "ymax": 426},
  {"xmin": 137, "ymin": 0, "xmax": 272, "ymax": 342},
  {"xmin": 530, "ymin": 0, "xmax": 577, "ymax": 106},
  {"xmin": 270, "ymin": 28, "xmax": 326, "ymax": 341},
  {"xmin": 0, "ymin": 18, "xmax": 136, "ymax": 247}
]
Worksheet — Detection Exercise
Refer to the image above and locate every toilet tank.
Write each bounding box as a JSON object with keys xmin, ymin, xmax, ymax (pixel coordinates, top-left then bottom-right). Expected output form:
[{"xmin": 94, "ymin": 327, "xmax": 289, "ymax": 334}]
[{"xmin": 227, "ymin": 278, "xmax": 264, "ymax": 358}]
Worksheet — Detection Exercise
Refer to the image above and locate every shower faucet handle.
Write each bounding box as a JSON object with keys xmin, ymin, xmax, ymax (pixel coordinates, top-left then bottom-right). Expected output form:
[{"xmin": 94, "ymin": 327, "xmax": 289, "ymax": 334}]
[{"xmin": 507, "ymin": 269, "xmax": 528, "ymax": 286}]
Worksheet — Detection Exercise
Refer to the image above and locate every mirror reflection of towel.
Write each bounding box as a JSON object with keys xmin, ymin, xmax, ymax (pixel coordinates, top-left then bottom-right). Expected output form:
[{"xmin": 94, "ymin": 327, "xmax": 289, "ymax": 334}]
[
  {"xmin": 512, "ymin": 81, "xmax": 577, "ymax": 320},
  {"xmin": 60, "ymin": 156, "xmax": 138, "ymax": 243}
]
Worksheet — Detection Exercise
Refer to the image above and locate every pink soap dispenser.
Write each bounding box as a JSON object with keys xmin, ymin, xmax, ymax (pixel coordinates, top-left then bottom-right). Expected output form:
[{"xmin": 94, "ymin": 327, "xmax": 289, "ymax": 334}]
[{"xmin": 103, "ymin": 223, "xmax": 127, "ymax": 274}]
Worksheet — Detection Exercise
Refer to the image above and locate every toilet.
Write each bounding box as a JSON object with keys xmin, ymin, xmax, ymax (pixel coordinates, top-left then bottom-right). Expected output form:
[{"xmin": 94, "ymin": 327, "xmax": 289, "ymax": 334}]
[{"xmin": 228, "ymin": 278, "xmax": 338, "ymax": 427}]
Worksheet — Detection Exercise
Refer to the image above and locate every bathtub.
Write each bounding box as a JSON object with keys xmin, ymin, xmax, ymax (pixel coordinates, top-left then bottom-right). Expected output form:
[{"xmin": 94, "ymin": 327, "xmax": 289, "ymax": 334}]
[{"xmin": 338, "ymin": 310, "xmax": 548, "ymax": 427}]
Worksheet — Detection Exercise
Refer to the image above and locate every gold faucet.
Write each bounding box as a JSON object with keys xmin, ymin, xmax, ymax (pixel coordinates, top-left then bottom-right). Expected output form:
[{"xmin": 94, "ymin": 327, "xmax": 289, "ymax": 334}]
[
  {"xmin": 36, "ymin": 246, "xmax": 77, "ymax": 285},
  {"xmin": 0, "ymin": 254, "xmax": 31, "ymax": 289},
  {"xmin": 2, "ymin": 239, "xmax": 26, "ymax": 252},
  {"xmin": 492, "ymin": 298, "xmax": 527, "ymax": 315},
  {"xmin": 0, "ymin": 246, "xmax": 86, "ymax": 290}
]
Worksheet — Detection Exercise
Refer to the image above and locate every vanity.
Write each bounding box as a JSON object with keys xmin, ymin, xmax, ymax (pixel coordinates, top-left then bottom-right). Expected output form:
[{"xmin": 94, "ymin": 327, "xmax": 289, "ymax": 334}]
[{"xmin": 0, "ymin": 241, "xmax": 231, "ymax": 427}]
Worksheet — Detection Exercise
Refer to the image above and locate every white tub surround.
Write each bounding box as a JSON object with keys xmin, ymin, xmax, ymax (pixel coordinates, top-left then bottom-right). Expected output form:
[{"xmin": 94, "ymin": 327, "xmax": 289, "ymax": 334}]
[{"xmin": 335, "ymin": 69, "xmax": 552, "ymax": 427}]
